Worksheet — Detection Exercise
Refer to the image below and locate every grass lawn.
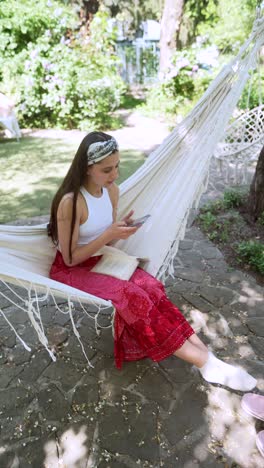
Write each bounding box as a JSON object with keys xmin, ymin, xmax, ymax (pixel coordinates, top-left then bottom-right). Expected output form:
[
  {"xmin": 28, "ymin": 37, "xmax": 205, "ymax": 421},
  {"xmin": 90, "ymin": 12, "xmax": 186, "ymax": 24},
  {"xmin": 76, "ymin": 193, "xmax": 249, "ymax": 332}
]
[{"xmin": 0, "ymin": 135, "xmax": 146, "ymax": 223}]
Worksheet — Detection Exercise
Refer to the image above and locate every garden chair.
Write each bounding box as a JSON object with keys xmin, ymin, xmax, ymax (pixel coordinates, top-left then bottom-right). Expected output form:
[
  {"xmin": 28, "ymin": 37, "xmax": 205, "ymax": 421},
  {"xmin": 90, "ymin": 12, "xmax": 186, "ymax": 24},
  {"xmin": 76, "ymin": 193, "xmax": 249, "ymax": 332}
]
[
  {"xmin": 0, "ymin": 92, "xmax": 21, "ymax": 140},
  {"xmin": 214, "ymin": 104, "xmax": 264, "ymax": 183}
]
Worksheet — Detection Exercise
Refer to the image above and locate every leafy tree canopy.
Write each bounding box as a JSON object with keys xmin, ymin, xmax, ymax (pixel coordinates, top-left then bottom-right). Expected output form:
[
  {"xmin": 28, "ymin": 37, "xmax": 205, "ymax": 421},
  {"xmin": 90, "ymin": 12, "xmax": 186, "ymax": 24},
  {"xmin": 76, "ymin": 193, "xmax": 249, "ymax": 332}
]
[
  {"xmin": 0, "ymin": 0, "xmax": 76, "ymax": 56},
  {"xmin": 192, "ymin": 0, "xmax": 260, "ymax": 51}
]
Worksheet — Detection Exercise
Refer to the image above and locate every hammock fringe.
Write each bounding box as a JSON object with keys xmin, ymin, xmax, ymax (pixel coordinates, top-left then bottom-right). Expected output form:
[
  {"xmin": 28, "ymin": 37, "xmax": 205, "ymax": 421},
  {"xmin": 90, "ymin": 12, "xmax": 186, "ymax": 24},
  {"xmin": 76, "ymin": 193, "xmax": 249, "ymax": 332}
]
[{"xmin": 0, "ymin": 279, "xmax": 114, "ymax": 366}]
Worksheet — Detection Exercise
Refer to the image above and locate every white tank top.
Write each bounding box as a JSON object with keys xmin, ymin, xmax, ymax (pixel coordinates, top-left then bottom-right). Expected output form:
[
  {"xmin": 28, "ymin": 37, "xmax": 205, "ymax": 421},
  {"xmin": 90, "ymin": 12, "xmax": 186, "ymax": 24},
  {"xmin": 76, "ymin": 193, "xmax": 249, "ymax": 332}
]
[{"xmin": 78, "ymin": 186, "xmax": 113, "ymax": 245}]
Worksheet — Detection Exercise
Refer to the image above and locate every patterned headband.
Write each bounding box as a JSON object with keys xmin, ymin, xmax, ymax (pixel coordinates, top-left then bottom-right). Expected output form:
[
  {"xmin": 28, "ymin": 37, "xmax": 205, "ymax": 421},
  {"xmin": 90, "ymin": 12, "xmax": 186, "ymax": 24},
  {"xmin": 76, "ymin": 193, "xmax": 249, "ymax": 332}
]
[{"xmin": 87, "ymin": 138, "xmax": 119, "ymax": 165}]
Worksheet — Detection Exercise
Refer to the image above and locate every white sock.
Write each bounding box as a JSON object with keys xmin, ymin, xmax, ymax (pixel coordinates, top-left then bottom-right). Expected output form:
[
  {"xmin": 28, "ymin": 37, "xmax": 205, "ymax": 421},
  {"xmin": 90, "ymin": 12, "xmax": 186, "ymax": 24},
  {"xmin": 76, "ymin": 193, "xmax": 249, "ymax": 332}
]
[{"xmin": 198, "ymin": 352, "xmax": 257, "ymax": 391}]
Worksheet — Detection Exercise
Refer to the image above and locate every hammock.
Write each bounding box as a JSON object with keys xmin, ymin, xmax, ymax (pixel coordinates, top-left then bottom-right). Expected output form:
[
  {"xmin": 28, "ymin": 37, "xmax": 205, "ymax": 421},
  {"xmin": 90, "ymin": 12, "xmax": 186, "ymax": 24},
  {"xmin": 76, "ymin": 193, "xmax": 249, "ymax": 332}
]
[{"xmin": 1, "ymin": 12, "xmax": 264, "ymax": 362}]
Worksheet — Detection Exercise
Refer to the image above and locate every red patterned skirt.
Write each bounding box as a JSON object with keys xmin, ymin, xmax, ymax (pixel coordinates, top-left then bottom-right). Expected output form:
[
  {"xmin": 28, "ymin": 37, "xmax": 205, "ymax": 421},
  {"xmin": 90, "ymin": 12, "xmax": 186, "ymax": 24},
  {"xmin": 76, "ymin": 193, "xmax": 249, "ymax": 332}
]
[{"xmin": 50, "ymin": 251, "xmax": 194, "ymax": 369}]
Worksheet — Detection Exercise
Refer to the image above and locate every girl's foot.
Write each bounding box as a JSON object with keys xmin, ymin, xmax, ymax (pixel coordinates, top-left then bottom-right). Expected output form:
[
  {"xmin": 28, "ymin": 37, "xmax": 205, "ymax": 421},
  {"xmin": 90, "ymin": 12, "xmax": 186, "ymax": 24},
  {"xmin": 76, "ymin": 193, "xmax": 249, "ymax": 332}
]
[{"xmin": 198, "ymin": 352, "xmax": 257, "ymax": 391}]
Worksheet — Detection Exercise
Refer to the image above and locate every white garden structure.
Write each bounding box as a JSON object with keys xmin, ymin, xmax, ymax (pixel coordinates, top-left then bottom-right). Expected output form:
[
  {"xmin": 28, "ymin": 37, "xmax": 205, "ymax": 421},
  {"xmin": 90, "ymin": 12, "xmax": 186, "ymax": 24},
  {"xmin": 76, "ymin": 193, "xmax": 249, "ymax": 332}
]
[
  {"xmin": 0, "ymin": 93, "xmax": 21, "ymax": 140},
  {"xmin": 214, "ymin": 103, "xmax": 264, "ymax": 184}
]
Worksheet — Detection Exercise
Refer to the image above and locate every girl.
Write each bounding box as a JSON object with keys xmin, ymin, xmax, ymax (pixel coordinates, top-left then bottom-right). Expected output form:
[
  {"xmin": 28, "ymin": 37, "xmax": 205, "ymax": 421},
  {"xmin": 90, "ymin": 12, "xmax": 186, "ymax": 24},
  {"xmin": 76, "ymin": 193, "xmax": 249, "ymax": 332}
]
[{"xmin": 49, "ymin": 131, "xmax": 256, "ymax": 392}]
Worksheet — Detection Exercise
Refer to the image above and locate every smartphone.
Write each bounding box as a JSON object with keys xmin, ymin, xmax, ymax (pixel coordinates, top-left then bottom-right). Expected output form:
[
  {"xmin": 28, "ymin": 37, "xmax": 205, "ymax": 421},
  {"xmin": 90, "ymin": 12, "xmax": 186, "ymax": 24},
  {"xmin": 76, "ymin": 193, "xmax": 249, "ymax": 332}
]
[{"xmin": 128, "ymin": 214, "xmax": 151, "ymax": 227}]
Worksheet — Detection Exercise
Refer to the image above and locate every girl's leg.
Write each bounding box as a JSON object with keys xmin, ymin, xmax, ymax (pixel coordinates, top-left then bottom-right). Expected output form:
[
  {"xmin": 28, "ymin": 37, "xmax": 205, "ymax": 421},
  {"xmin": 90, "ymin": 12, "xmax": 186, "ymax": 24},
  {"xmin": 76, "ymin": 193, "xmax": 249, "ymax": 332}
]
[
  {"xmin": 188, "ymin": 333, "xmax": 208, "ymax": 352},
  {"xmin": 173, "ymin": 338, "xmax": 208, "ymax": 368},
  {"xmin": 173, "ymin": 336, "xmax": 257, "ymax": 391}
]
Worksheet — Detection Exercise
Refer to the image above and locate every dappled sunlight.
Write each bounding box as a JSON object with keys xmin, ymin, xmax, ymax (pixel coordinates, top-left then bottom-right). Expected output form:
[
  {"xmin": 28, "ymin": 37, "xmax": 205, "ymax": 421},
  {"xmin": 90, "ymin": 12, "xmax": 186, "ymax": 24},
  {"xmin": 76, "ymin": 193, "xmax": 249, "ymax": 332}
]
[
  {"xmin": 189, "ymin": 308, "xmax": 233, "ymax": 344},
  {"xmin": 205, "ymin": 386, "xmax": 264, "ymax": 467},
  {"xmin": 43, "ymin": 439, "xmax": 60, "ymax": 468},
  {"xmin": 237, "ymin": 342, "xmax": 255, "ymax": 359},
  {"xmin": 98, "ymin": 369, "xmax": 116, "ymax": 400},
  {"xmin": 188, "ymin": 307, "xmax": 264, "ymax": 391},
  {"xmin": 189, "ymin": 307, "xmax": 261, "ymax": 360},
  {"xmin": 44, "ymin": 426, "xmax": 88, "ymax": 468},
  {"xmin": 0, "ymin": 445, "xmax": 7, "ymax": 455},
  {"xmin": 236, "ymin": 283, "xmax": 264, "ymax": 308},
  {"xmin": 60, "ymin": 426, "xmax": 88, "ymax": 465}
]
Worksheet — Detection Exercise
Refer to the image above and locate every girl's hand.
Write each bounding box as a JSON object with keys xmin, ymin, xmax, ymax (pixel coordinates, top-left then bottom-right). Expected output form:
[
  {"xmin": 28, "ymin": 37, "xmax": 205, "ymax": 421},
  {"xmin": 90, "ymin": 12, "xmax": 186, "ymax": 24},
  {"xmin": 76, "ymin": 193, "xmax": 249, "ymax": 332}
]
[
  {"xmin": 122, "ymin": 209, "xmax": 134, "ymax": 225},
  {"xmin": 106, "ymin": 221, "xmax": 139, "ymax": 241}
]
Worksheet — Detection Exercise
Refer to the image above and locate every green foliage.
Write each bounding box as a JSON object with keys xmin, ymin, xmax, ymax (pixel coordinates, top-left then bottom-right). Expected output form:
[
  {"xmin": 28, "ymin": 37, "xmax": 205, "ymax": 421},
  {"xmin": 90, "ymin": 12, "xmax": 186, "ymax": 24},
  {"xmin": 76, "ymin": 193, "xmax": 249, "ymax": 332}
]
[
  {"xmin": 184, "ymin": 0, "xmax": 219, "ymax": 42},
  {"xmin": 223, "ymin": 189, "xmax": 246, "ymax": 208},
  {"xmin": 201, "ymin": 190, "xmax": 247, "ymax": 214},
  {"xmin": 236, "ymin": 241, "xmax": 264, "ymax": 274},
  {"xmin": 198, "ymin": 210, "xmax": 231, "ymax": 242},
  {"xmin": 200, "ymin": 199, "xmax": 225, "ymax": 215},
  {"xmin": 196, "ymin": 0, "xmax": 258, "ymax": 53},
  {"xmin": 257, "ymin": 212, "xmax": 264, "ymax": 226},
  {"xmin": 143, "ymin": 45, "xmax": 216, "ymax": 120},
  {"xmin": 218, "ymin": 222, "xmax": 230, "ymax": 243},
  {"xmin": 0, "ymin": 0, "xmax": 75, "ymax": 56},
  {"xmin": 199, "ymin": 211, "xmax": 218, "ymax": 230},
  {"xmin": 120, "ymin": 93, "xmax": 145, "ymax": 109},
  {"xmin": 104, "ymin": 0, "xmax": 162, "ymax": 35},
  {"xmin": 238, "ymin": 69, "xmax": 264, "ymax": 110},
  {"xmin": 0, "ymin": 1, "xmax": 125, "ymax": 129}
]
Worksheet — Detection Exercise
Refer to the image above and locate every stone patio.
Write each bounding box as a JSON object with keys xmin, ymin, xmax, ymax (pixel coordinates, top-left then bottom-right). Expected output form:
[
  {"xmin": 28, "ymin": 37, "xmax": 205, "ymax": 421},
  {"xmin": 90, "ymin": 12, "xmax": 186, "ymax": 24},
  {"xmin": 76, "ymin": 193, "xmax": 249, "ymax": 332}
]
[{"xmin": 0, "ymin": 122, "xmax": 264, "ymax": 467}]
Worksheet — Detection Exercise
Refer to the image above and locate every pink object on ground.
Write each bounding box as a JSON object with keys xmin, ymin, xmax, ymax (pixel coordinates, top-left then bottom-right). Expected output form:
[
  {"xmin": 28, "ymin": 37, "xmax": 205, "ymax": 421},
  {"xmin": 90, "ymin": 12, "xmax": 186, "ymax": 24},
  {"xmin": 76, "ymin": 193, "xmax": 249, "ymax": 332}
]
[
  {"xmin": 241, "ymin": 393, "xmax": 264, "ymax": 421},
  {"xmin": 256, "ymin": 431, "xmax": 264, "ymax": 458}
]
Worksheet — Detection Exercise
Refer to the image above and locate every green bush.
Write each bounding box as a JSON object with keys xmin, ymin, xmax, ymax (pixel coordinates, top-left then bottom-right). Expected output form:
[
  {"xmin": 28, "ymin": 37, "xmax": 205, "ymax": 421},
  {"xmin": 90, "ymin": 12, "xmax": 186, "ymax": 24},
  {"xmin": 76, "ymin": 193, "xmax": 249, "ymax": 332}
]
[
  {"xmin": 0, "ymin": 0, "xmax": 75, "ymax": 57},
  {"xmin": 223, "ymin": 189, "xmax": 246, "ymax": 208},
  {"xmin": 142, "ymin": 46, "xmax": 216, "ymax": 120},
  {"xmin": 199, "ymin": 211, "xmax": 218, "ymax": 230},
  {"xmin": 236, "ymin": 241, "xmax": 264, "ymax": 275},
  {"xmin": 196, "ymin": 0, "xmax": 256, "ymax": 54},
  {"xmin": 0, "ymin": 2, "xmax": 125, "ymax": 129},
  {"xmin": 238, "ymin": 70, "xmax": 264, "ymax": 110},
  {"xmin": 200, "ymin": 199, "xmax": 225, "ymax": 215},
  {"xmin": 257, "ymin": 212, "xmax": 264, "ymax": 226}
]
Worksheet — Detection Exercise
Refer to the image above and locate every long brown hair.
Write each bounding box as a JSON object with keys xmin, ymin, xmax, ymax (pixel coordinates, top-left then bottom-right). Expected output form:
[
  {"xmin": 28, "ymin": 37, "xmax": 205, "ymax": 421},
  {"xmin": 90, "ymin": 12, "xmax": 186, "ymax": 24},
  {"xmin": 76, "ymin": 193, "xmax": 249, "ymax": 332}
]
[{"xmin": 48, "ymin": 131, "xmax": 114, "ymax": 262}]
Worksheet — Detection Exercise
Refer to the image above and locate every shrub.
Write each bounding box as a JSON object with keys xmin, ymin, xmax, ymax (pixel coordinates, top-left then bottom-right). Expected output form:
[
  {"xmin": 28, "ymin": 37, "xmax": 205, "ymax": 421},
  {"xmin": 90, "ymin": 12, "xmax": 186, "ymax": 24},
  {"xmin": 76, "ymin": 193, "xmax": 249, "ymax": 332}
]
[
  {"xmin": 199, "ymin": 211, "xmax": 218, "ymax": 230},
  {"xmin": 142, "ymin": 45, "xmax": 217, "ymax": 120},
  {"xmin": 223, "ymin": 189, "xmax": 246, "ymax": 208},
  {"xmin": 0, "ymin": 2, "xmax": 125, "ymax": 129},
  {"xmin": 238, "ymin": 70, "xmax": 264, "ymax": 110},
  {"xmin": 200, "ymin": 199, "xmax": 225, "ymax": 215},
  {"xmin": 236, "ymin": 241, "xmax": 264, "ymax": 275},
  {"xmin": 257, "ymin": 212, "xmax": 264, "ymax": 226},
  {"xmin": 0, "ymin": 0, "xmax": 75, "ymax": 57}
]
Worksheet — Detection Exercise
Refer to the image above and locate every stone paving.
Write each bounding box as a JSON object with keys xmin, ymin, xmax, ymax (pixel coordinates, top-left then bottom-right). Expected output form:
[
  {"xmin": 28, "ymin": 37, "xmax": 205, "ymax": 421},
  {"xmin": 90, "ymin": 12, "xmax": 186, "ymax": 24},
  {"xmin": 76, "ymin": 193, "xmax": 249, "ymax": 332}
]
[{"xmin": 1, "ymin": 127, "xmax": 264, "ymax": 467}]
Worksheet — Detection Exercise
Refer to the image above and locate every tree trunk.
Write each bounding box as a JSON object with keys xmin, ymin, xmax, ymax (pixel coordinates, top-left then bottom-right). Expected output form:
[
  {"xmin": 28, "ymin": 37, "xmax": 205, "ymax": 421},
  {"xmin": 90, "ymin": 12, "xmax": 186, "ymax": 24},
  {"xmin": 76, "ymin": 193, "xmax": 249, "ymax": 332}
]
[
  {"xmin": 159, "ymin": 0, "xmax": 185, "ymax": 75},
  {"xmin": 248, "ymin": 144, "xmax": 264, "ymax": 220}
]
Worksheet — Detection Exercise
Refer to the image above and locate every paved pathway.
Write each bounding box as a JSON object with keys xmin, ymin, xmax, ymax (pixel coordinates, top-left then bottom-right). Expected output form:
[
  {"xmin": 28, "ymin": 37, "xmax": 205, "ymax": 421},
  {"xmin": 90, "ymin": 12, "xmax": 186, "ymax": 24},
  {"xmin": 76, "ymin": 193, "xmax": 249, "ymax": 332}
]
[
  {"xmin": 25, "ymin": 111, "xmax": 170, "ymax": 156},
  {"xmin": 0, "ymin": 118, "xmax": 264, "ymax": 468}
]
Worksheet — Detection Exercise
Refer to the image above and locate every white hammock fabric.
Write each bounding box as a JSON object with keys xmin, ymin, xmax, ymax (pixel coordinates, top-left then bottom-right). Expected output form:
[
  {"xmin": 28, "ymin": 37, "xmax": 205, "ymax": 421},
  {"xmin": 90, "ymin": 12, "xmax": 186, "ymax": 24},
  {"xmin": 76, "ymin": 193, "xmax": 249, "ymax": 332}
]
[
  {"xmin": 214, "ymin": 104, "xmax": 264, "ymax": 183},
  {"xmin": 1, "ymin": 13, "xmax": 264, "ymax": 361}
]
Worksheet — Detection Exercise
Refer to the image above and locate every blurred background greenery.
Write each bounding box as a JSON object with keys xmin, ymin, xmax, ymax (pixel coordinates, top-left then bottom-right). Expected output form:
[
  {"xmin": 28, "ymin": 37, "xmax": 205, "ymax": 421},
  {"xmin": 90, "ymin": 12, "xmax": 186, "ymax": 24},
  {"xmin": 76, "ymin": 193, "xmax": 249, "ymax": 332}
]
[{"xmin": 0, "ymin": 0, "xmax": 262, "ymax": 222}]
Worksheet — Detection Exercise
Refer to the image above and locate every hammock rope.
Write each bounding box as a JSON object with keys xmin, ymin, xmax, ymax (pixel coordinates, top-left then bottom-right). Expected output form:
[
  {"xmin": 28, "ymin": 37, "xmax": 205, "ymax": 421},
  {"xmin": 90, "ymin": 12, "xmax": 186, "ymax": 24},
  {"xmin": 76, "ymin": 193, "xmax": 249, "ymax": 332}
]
[{"xmin": 0, "ymin": 277, "xmax": 114, "ymax": 365}]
